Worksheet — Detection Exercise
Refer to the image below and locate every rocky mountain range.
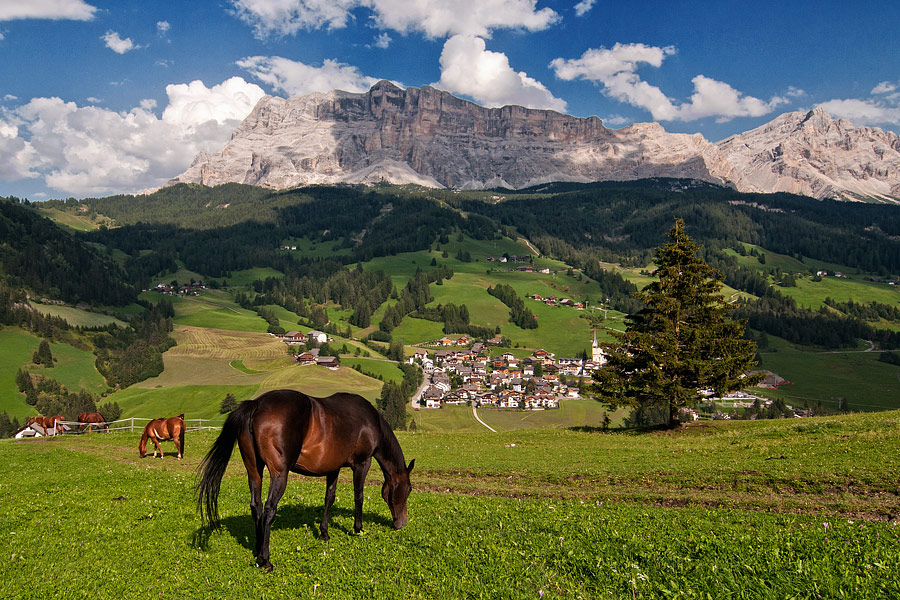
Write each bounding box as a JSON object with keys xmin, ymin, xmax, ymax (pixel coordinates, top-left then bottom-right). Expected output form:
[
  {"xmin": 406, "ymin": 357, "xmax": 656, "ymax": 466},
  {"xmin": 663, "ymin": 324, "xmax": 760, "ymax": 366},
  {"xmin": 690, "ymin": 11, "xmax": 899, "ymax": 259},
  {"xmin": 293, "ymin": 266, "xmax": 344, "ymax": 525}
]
[{"xmin": 170, "ymin": 81, "xmax": 900, "ymax": 202}]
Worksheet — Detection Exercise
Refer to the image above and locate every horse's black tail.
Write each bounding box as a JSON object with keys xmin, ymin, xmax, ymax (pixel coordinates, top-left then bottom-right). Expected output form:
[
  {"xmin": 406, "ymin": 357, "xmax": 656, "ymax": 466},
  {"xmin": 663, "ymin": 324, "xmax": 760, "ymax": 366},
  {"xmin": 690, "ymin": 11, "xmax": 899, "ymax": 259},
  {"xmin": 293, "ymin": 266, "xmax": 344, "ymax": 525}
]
[{"xmin": 197, "ymin": 400, "xmax": 255, "ymax": 528}]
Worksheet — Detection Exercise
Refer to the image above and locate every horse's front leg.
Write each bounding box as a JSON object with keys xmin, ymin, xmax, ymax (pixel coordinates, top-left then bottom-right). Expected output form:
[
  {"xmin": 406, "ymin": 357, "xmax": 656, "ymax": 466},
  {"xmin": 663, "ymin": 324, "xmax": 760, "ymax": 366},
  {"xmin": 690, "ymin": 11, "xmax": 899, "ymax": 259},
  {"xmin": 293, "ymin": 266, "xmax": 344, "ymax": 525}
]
[
  {"xmin": 351, "ymin": 458, "xmax": 372, "ymax": 534},
  {"xmin": 320, "ymin": 470, "xmax": 339, "ymax": 541}
]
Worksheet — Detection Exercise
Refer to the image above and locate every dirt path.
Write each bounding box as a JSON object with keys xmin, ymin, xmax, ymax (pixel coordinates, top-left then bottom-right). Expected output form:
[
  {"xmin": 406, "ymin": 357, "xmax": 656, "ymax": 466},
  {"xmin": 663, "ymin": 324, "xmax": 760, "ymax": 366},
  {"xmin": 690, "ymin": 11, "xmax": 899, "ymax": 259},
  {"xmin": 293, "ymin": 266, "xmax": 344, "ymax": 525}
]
[{"xmin": 472, "ymin": 404, "xmax": 497, "ymax": 432}]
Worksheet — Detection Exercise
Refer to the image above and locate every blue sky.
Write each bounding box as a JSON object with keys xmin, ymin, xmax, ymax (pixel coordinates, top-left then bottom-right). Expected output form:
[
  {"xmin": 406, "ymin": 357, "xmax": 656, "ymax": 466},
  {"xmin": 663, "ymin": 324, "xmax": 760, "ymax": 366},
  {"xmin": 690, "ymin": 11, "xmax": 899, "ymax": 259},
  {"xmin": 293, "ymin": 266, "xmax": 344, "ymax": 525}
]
[{"xmin": 1, "ymin": 0, "xmax": 898, "ymax": 199}]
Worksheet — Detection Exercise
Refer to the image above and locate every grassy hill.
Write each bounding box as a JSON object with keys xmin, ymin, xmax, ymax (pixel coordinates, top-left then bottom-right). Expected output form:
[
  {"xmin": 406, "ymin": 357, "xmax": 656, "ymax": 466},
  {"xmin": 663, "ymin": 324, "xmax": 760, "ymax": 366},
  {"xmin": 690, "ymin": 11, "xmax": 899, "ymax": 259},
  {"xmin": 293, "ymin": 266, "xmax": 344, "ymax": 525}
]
[
  {"xmin": 1, "ymin": 410, "xmax": 897, "ymax": 598},
  {"xmin": 0, "ymin": 327, "xmax": 107, "ymax": 419}
]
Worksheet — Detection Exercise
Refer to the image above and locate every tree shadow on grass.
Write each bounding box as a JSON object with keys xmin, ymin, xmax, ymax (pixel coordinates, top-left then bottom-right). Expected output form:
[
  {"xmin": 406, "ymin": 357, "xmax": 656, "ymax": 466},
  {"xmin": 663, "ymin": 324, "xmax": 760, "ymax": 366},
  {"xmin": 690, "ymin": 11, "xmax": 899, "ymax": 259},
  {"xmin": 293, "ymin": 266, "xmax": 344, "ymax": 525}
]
[{"xmin": 193, "ymin": 504, "xmax": 394, "ymax": 552}]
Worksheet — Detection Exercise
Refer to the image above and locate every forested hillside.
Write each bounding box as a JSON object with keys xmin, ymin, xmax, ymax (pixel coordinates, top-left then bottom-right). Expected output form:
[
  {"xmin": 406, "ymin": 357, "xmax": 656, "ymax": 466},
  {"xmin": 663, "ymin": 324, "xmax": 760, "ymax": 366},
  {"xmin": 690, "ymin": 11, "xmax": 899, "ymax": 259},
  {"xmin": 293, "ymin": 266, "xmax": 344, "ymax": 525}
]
[
  {"xmin": 0, "ymin": 197, "xmax": 135, "ymax": 306},
  {"xmin": 4, "ymin": 179, "xmax": 900, "ymax": 427},
  {"xmin": 50, "ymin": 180, "xmax": 900, "ymax": 351}
]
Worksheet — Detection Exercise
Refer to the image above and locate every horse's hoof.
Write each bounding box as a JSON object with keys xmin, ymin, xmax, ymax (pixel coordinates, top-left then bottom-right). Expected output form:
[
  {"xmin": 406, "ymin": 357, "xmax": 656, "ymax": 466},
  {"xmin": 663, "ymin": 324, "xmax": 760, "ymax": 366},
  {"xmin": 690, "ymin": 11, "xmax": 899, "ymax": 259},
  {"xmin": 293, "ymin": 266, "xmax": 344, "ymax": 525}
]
[{"xmin": 257, "ymin": 561, "xmax": 273, "ymax": 572}]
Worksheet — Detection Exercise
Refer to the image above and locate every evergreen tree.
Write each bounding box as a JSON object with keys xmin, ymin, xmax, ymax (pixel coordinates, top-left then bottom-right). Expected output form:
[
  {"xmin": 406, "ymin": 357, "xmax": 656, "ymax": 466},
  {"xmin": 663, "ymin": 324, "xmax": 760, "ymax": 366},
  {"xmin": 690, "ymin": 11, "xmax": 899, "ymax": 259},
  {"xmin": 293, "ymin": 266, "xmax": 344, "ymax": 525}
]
[
  {"xmin": 33, "ymin": 340, "xmax": 54, "ymax": 367},
  {"xmin": 99, "ymin": 401, "xmax": 122, "ymax": 422},
  {"xmin": 220, "ymin": 393, "xmax": 238, "ymax": 414},
  {"xmin": 593, "ymin": 219, "xmax": 761, "ymax": 428},
  {"xmin": 378, "ymin": 382, "xmax": 407, "ymax": 431}
]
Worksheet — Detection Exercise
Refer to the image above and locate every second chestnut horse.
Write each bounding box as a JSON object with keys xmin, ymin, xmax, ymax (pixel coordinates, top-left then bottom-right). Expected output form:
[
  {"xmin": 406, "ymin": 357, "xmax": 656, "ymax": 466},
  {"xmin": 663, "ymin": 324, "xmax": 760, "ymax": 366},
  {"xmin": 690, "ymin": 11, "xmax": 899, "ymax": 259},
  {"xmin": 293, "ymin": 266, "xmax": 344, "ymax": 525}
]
[
  {"xmin": 77, "ymin": 412, "xmax": 108, "ymax": 433},
  {"xmin": 139, "ymin": 414, "xmax": 186, "ymax": 459}
]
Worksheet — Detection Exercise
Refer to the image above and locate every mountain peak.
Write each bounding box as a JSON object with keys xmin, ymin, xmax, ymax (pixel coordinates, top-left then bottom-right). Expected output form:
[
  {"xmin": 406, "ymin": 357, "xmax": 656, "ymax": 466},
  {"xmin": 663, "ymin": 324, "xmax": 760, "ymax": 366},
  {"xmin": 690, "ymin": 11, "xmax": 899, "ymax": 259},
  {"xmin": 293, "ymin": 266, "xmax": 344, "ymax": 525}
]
[{"xmin": 169, "ymin": 83, "xmax": 900, "ymax": 202}]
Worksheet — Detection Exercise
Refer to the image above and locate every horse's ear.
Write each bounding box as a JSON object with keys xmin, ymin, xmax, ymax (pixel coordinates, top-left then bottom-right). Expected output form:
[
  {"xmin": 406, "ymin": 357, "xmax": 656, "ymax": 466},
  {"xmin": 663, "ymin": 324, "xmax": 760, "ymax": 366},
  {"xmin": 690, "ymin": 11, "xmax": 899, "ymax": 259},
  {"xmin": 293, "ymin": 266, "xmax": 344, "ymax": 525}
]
[{"xmin": 406, "ymin": 459, "xmax": 415, "ymax": 474}]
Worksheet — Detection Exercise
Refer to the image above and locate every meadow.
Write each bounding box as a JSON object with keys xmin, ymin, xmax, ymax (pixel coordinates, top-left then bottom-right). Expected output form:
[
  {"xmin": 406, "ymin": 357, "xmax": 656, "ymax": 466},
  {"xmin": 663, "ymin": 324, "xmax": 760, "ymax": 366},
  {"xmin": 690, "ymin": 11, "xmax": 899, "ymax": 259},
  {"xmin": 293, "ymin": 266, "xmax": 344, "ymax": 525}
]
[
  {"xmin": 1, "ymin": 411, "xmax": 898, "ymax": 599},
  {"xmin": 0, "ymin": 327, "xmax": 107, "ymax": 418},
  {"xmin": 27, "ymin": 301, "xmax": 127, "ymax": 328},
  {"xmin": 755, "ymin": 336, "xmax": 900, "ymax": 412}
]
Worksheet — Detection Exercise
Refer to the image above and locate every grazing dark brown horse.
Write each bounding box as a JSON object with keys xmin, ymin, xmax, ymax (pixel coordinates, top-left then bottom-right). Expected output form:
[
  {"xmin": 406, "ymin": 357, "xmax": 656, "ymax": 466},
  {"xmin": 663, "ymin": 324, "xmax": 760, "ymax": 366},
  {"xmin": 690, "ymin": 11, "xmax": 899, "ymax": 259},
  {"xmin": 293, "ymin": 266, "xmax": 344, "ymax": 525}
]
[
  {"xmin": 77, "ymin": 412, "xmax": 108, "ymax": 433},
  {"xmin": 198, "ymin": 389, "xmax": 414, "ymax": 572},
  {"xmin": 139, "ymin": 414, "xmax": 185, "ymax": 459}
]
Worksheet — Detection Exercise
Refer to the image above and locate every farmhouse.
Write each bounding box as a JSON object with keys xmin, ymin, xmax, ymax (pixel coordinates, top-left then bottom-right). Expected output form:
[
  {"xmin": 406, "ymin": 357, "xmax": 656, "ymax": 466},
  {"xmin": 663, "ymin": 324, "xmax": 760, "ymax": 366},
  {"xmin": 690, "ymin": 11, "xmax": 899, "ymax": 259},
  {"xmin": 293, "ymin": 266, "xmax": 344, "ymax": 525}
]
[
  {"xmin": 306, "ymin": 330, "xmax": 328, "ymax": 345},
  {"xmin": 315, "ymin": 356, "xmax": 340, "ymax": 370},
  {"xmin": 283, "ymin": 331, "xmax": 305, "ymax": 344}
]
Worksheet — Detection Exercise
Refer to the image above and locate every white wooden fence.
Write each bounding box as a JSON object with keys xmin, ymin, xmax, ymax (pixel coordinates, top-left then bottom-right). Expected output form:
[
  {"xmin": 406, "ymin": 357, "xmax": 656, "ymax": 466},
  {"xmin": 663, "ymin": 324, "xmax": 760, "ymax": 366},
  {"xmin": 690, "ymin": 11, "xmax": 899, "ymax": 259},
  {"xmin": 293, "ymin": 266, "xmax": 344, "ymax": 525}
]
[{"xmin": 56, "ymin": 417, "xmax": 225, "ymax": 434}]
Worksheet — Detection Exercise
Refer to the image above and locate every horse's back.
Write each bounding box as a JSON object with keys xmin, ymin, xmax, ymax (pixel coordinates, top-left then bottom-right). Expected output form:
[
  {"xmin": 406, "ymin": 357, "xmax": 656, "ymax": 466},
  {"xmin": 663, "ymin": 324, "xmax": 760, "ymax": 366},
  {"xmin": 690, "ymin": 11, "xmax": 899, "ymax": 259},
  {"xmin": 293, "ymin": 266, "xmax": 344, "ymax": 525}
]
[{"xmin": 250, "ymin": 390, "xmax": 382, "ymax": 475}]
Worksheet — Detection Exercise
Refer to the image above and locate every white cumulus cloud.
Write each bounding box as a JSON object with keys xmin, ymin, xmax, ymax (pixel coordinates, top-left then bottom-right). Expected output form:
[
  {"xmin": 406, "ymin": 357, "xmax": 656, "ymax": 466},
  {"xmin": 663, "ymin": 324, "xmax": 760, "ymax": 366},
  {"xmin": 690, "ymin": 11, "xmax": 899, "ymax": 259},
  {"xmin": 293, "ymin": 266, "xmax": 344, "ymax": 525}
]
[
  {"xmin": 435, "ymin": 35, "xmax": 566, "ymax": 112},
  {"xmin": 0, "ymin": 77, "xmax": 265, "ymax": 196},
  {"xmin": 0, "ymin": 0, "xmax": 97, "ymax": 21},
  {"xmin": 102, "ymin": 31, "xmax": 140, "ymax": 54},
  {"xmin": 372, "ymin": 32, "xmax": 391, "ymax": 49},
  {"xmin": 237, "ymin": 55, "xmax": 381, "ymax": 96},
  {"xmin": 551, "ymin": 43, "xmax": 786, "ymax": 122},
  {"xmin": 872, "ymin": 81, "xmax": 898, "ymax": 95},
  {"xmin": 229, "ymin": 0, "xmax": 558, "ymax": 38},
  {"xmin": 574, "ymin": 0, "xmax": 596, "ymax": 17},
  {"xmin": 817, "ymin": 98, "xmax": 900, "ymax": 127},
  {"xmin": 230, "ymin": 0, "xmax": 358, "ymax": 37}
]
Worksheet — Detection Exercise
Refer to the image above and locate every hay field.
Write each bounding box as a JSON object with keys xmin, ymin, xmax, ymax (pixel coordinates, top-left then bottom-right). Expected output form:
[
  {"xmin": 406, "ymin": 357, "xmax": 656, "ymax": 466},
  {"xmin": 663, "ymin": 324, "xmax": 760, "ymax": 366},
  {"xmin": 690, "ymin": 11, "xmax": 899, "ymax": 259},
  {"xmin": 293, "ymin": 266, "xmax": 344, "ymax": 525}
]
[{"xmin": 166, "ymin": 326, "xmax": 288, "ymax": 359}]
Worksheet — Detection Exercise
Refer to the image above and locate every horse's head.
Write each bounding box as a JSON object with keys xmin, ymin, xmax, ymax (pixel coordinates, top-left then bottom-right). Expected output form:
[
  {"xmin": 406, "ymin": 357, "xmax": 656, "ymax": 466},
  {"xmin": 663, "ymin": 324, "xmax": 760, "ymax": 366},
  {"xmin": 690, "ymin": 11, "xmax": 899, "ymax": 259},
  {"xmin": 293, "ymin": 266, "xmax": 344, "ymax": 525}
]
[
  {"xmin": 382, "ymin": 459, "xmax": 414, "ymax": 530},
  {"xmin": 26, "ymin": 416, "xmax": 40, "ymax": 426}
]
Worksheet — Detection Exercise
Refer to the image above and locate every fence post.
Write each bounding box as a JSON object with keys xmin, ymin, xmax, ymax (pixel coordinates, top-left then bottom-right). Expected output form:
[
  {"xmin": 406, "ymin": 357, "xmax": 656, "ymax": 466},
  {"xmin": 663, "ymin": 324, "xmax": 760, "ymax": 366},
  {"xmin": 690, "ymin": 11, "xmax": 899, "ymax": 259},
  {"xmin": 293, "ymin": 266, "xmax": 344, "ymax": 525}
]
[{"xmin": 131, "ymin": 417, "xmax": 135, "ymax": 433}]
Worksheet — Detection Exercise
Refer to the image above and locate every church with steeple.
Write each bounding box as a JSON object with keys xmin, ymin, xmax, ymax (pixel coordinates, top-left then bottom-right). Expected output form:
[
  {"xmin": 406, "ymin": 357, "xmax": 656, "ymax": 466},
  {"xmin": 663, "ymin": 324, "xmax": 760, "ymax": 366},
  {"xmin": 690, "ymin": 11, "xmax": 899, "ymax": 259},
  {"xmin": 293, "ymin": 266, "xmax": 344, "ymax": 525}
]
[{"xmin": 591, "ymin": 330, "xmax": 606, "ymax": 365}]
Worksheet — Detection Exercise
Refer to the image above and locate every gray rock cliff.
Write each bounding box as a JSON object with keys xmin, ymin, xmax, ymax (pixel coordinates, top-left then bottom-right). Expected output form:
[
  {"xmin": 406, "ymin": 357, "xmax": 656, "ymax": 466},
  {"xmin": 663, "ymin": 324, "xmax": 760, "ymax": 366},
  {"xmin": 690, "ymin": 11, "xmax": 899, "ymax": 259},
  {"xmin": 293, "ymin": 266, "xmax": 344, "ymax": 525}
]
[{"xmin": 170, "ymin": 81, "xmax": 900, "ymax": 202}]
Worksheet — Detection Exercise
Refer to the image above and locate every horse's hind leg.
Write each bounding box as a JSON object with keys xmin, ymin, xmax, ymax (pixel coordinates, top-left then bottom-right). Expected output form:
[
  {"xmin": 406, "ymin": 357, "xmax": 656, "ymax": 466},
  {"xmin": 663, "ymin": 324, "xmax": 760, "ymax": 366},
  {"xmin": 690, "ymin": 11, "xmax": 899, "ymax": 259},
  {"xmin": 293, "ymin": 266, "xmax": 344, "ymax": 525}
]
[
  {"xmin": 256, "ymin": 469, "xmax": 288, "ymax": 572},
  {"xmin": 238, "ymin": 438, "xmax": 265, "ymax": 558},
  {"xmin": 173, "ymin": 429, "xmax": 183, "ymax": 459},
  {"xmin": 351, "ymin": 458, "xmax": 372, "ymax": 534},
  {"xmin": 151, "ymin": 434, "xmax": 163, "ymax": 458},
  {"xmin": 320, "ymin": 471, "xmax": 339, "ymax": 541}
]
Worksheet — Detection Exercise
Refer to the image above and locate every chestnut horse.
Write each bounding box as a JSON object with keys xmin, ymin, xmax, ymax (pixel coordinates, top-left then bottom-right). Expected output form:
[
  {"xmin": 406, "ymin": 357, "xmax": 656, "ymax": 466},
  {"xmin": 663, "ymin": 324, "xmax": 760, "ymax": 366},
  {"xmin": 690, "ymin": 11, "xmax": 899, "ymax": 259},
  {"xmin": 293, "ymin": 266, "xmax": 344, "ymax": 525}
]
[
  {"xmin": 26, "ymin": 415, "xmax": 65, "ymax": 435},
  {"xmin": 139, "ymin": 414, "xmax": 185, "ymax": 459},
  {"xmin": 198, "ymin": 389, "xmax": 414, "ymax": 571},
  {"xmin": 77, "ymin": 412, "xmax": 108, "ymax": 433}
]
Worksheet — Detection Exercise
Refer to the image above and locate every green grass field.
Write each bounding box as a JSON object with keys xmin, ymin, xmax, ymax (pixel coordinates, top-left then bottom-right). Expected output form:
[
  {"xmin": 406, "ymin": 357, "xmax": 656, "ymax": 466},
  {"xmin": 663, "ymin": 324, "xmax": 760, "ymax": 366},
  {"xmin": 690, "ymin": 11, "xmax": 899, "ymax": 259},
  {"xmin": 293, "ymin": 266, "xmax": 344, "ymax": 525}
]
[
  {"xmin": 725, "ymin": 245, "xmax": 900, "ymax": 310},
  {"xmin": 340, "ymin": 357, "xmax": 405, "ymax": 384},
  {"xmin": 27, "ymin": 301, "xmax": 127, "ymax": 328},
  {"xmin": 36, "ymin": 206, "xmax": 103, "ymax": 231},
  {"xmin": 142, "ymin": 290, "xmax": 269, "ymax": 332},
  {"xmin": 0, "ymin": 328, "xmax": 41, "ymax": 418},
  {"xmin": 754, "ymin": 335, "xmax": 900, "ymax": 411},
  {"xmin": 0, "ymin": 327, "xmax": 107, "ymax": 418},
  {"xmin": 1, "ymin": 411, "xmax": 898, "ymax": 599},
  {"xmin": 412, "ymin": 400, "xmax": 627, "ymax": 433},
  {"xmin": 223, "ymin": 267, "xmax": 284, "ymax": 287}
]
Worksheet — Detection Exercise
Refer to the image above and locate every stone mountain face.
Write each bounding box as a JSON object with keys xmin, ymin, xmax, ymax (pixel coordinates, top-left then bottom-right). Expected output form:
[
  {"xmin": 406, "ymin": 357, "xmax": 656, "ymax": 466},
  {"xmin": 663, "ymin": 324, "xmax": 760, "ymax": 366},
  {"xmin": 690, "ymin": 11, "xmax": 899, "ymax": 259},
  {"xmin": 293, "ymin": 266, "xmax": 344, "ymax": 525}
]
[
  {"xmin": 714, "ymin": 107, "xmax": 900, "ymax": 201},
  {"xmin": 169, "ymin": 81, "xmax": 900, "ymax": 202}
]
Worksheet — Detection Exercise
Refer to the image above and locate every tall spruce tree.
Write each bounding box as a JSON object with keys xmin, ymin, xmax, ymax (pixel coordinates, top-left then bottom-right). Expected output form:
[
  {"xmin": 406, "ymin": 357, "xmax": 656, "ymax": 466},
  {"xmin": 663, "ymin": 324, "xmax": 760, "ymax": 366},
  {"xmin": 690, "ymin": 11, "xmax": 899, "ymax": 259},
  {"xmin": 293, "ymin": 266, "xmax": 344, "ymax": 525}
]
[{"xmin": 594, "ymin": 219, "xmax": 761, "ymax": 427}]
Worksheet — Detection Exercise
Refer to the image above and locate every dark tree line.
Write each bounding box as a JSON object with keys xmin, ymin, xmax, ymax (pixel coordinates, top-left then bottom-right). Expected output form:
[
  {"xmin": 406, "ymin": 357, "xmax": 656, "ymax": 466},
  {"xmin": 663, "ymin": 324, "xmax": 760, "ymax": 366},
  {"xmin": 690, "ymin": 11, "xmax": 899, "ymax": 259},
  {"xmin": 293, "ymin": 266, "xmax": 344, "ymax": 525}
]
[
  {"xmin": 732, "ymin": 289, "xmax": 900, "ymax": 349},
  {"xmin": 0, "ymin": 197, "xmax": 136, "ymax": 306},
  {"xmin": 380, "ymin": 267, "xmax": 454, "ymax": 335},
  {"xmin": 487, "ymin": 284, "xmax": 538, "ymax": 330},
  {"xmin": 377, "ymin": 362, "xmax": 423, "ymax": 431}
]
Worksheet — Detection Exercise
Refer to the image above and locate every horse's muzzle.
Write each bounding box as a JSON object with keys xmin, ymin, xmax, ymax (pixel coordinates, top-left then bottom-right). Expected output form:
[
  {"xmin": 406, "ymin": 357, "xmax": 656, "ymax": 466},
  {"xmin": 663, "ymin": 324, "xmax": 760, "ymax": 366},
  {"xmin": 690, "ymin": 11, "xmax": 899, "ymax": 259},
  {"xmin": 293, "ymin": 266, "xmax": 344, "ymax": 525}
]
[{"xmin": 393, "ymin": 515, "xmax": 408, "ymax": 530}]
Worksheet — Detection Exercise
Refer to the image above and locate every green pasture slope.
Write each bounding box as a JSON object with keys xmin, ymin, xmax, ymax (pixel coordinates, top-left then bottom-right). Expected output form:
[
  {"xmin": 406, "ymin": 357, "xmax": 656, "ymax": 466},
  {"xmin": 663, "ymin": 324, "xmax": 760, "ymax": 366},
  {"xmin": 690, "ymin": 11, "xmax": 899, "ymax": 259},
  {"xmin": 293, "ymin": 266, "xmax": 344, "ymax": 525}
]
[
  {"xmin": 28, "ymin": 301, "xmax": 127, "ymax": 328},
  {"xmin": 1, "ymin": 411, "xmax": 898, "ymax": 599},
  {"xmin": 360, "ymin": 238, "xmax": 612, "ymax": 356},
  {"xmin": 755, "ymin": 335, "xmax": 900, "ymax": 412},
  {"xmin": 141, "ymin": 289, "xmax": 269, "ymax": 332},
  {"xmin": 0, "ymin": 327, "xmax": 107, "ymax": 419}
]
